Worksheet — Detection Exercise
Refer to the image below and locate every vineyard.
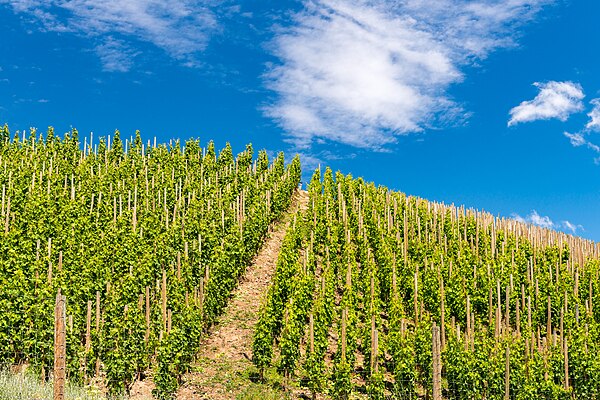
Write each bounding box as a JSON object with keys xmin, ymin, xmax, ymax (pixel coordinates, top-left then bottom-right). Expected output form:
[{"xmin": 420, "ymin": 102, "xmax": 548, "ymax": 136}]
[
  {"xmin": 0, "ymin": 125, "xmax": 301, "ymax": 398},
  {"xmin": 1, "ymin": 124, "xmax": 600, "ymax": 400},
  {"xmin": 252, "ymin": 167, "xmax": 600, "ymax": 399}
]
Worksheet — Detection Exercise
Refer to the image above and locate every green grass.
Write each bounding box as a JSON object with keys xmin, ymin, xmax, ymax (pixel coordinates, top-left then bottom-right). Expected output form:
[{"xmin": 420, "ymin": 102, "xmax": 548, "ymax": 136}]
[
  {"xmin": 236, "ymin": 384, "xmax": 291, "ymax": 400},
  {"xmin": 0, "ymin": 369, "xmax": 123, "ymax": 400},
  {"xmin": 234, "ymin": 364, "xmax": 299, "ymax": 400}
]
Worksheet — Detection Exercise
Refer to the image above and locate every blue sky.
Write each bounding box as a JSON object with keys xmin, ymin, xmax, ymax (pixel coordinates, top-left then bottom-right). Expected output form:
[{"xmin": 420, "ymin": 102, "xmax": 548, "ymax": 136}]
[{"xmin": 0, "ymin": 0, "xmax": 599, "ymax": 240}]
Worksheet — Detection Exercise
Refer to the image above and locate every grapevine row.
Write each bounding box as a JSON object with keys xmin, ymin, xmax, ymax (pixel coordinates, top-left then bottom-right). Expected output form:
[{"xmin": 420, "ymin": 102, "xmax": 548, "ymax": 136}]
[
  {"xmin": 0, "ymin": 125, "xmax": 301, "ymax": 398},
  {"xmin": 253, "ymin": 167, "xmax": 600, "ymax": 399}
]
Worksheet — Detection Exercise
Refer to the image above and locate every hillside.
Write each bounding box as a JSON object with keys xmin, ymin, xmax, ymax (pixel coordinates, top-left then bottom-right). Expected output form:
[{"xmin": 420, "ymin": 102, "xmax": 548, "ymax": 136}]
[
  {"xmin": 1, "ymin": 127, "xmax": 599, "ymax": 399},
  {"xmin": 0, "ymin": 126, "xmax": 300, "ymax": 398},
  {"xmin": 249, "ymin": 167, "xmax": 600, "ymax": 399}
]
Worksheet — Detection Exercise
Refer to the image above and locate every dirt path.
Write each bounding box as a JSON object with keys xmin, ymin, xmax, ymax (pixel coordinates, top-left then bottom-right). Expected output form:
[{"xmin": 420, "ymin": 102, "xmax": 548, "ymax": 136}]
[{"xmin": 174, "ymin": 189, "xmax": 309, "ymax": 400}]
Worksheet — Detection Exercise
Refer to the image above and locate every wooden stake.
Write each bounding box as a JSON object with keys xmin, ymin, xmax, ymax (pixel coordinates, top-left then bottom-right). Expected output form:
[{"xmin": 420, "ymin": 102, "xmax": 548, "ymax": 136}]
[
  {"xmin": 162, "ymin": 270, "xmax": 167, "ymax": 338},
  {"xmin": 505, "ymin": 285, "xmax": 510, "ymax": 331},
  {"xmin": 589, "ymin": 280, "xmax": 593, "ymax": 317},
  {"xmin": 95, "ymin": 290, "xmax": 100, "ymax": 377},
  {"xmin": 527, "ymin": 296, "xmax": 532, "ymax": 333},
  {"xmin": 466, "ymin": 296, "xmax": 471, "ymax": 350},
  {"xmin": 47, "ymin": 261, "xmax": 53, "ymax": 286},
  {"xmin": 505, "ymin": 345, "xmax": 510, "ymax": 400},
  {"xmin": 470, "ymin": 312, "xmax": 475, "ymax": 352},
  {"xmin": 521, "ymin": 285, "xmax": 526, "ymax": 316},
  {"xmin": 495, "ymin": 306, "xmax": 500, "ymax": 340},
  {"xmin": 371, "ymin": 315, "xmax": 378, "ymax": 374},
  {"xmin": 54, "ymin": 290, "xmax": 66, "ymax": 400},
  {"xmin": 341, "ymin": 307, "xmax": 347, "ymax": 361},
  {"xmin": 95, "ymin": 291, "xmax": 100, "ymax": 331},
  {"xmin": 432, "ymin": 323, "xmax": 442, "ymax": 400},
  {"xmin": 489, "ymin": 286, "xmax": 493, "ymax": 329},
  {"xmin": 309, "ymin": 313, "xmax": 314, "ymax": 354},
  {"xmin": 85, "ymin": 300, "xmax": 91, "ymax": 352},
  {"xmin": 392, "ymin": 258, "xmax": 397, "ymax": 300},
  {"xmin": 516, "ymin": 295, "xmax": 521, "ymax": 337},
  {"xmin": 564, "ymin": 337, "xmax": 569, "ymax": 391},
  {"xmin": 547, "ymin": 296, "xmax": 552, "ymax": 340},
  {"xmin": 440, "ymin": 277, "xmax": 446, "ymax": 350},
  {"xmin": 414, "ymin": 269, "xmax": 419, "ymax": 324},
  {"xmin": 145, "ymin": 286, "xmax": 150, "ymax": 342}
]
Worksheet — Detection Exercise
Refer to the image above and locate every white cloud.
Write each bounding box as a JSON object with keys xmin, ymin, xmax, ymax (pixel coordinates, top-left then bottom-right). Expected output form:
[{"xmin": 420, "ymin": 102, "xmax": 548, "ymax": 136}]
[
  {"xmin": 95, "ymin": 38, "xmax": 138, "ymax": 72},
  {"xmin": 266, "ymin": 0, "xmax": 552, "ymax": 150},
  {"xmin": 563, "ymin": 131, "xmax": 600, "ymax": 153},
  {"xmin": 512, "ymin": 213, "xmax": 526, "ymax": 224},
  {"xmin": 561, "ymin": 220, "xmax": 583, "ymax": 234},
  {"xmin": 512, "ymin": 210, "xmax": 583, "ymax": 233},
  {"xmin": 528, "ymin": 210, "xmax": 553, "ymax": 229},
  {"xmin": 586, "ymin": 98, "xmax": 600, "ymax": 131},
  {"xmin": 588, "ymin": 142, "xmax": 600, "ymax": 153},
  {"xmin": 558, "ymin": 98, "xmax": 600, "ymax": 161},
  {"xmin": 563, "ymin": 131, "xmax": 586, "ymax": 147},
  {"xmin": 559, "ymin": 98, "xmax": 600, "ymax": 161},
  {"xmin": 508, "ymin": 81, "xmax": 585, "ymax": 126},
  {"xmin": 1, "ymin": 0, "xmax": 219, "ymax": 72}
]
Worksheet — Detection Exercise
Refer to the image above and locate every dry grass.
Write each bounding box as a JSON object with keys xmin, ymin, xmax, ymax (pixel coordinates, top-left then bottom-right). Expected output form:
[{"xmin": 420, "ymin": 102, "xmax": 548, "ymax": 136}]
[{"xmin": 0, "ymin": 369, "xmax": 124, "ymax": 400}]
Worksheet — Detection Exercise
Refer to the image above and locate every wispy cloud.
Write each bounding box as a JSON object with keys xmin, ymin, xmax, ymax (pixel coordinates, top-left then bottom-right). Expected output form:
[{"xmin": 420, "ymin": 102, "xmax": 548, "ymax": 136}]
[
  {"xmin": 95, "ymin": 37, "xmax": 138, "ymax": 73},
  {"xmin": 564, "ymin": 129, "xmax": 600, "ymax": 152},
  {"xmin": 295, "ymin": 148, "xmax": 357, "ymax": 174},
  {"xmin": 564, "ymin": 131, "xmax": 587, "ymax": 147},
  {"xmin": 265, "ymin": 0, "xmax": 552, "ymax": 150},
  {"xmin": 513, "ymin": 210, "xmax": 553, "ymax": 229},
  {"xmin": 1, "ymin": 0, "xmax": 219, "ymax": 72},
  {"xmin": 508, "ymin": 81, "xmax": 585, "ymax": 126},
  {"xmin": 561, "ymin": 220, "xmax": 583, "ymax": 234},
  {"xmin": 586, "ymin": 98, "xmax": 600, "ymax": 131},
  {"xmin": 528, "ymin": 210, "xmax": 554, "ymax": 229},
  {"xmin": 562, "ymin": 98, "xmax": 600, "ymax": 162},
  {"xmin": 512, "ymin": 210, "xmax": 583, "ymax": 233}
]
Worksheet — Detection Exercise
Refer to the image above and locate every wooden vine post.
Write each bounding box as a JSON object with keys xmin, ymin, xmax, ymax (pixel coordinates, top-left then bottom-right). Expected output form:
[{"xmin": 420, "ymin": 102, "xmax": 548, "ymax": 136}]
[
  {"xmin": 370, "ymin": 314, "xmax": 378, "ymax": 374},
  {"xmin": 309, "ymin": 313, "xmax": 314, "ymax": 354},
  {"xmin": 466, "ymin": 296, "xmax": 471, "ymax": 350},
  {"xmin": 564, "ymin": 335, "xmax": 569, "ymax": 391},
  {"xmin": 85, "ymin": 300, "xmax": 92, "ymax": 352},
  {"xmin": 84, "ymin": 299, "xmax": 91, "ymax": 381},
  {"xmin": 161, "ymin": 269, "xmax": 167, "ymax": 339},
  {"xmin": 145, "ymin": 286, "xmax": 151, "ymax": 342},
  {"xmin": 432, "ymin": 323, "xmax": 442, "ymax": 400},
  {"xmin": 505, "ymin": 345, "xmax": 510, "ymax": 400},
  {"xmin": 414, "ymin": 269, "xmax": 419, "ymax": 325},
  {"xmin": 516, "ymin": 295, "xmax": 521, "ymax": 337},
  {"xmin": 440, "ymin": 277, "xmax": 446, "ymax": 350},
  {"xmin": 547, "ymin": 296, "xmax": 552, "ymax": 340},
  {"xmin": 54, "ymin": 289, "xmax": 66, "ymax": 400},
  {"xmin": 341, "ymin": 307, "xmax": 348, "ymax": 362},
  {"xmin": 95, "ymin": 290, "xmax": 101, "ymax": 376}
]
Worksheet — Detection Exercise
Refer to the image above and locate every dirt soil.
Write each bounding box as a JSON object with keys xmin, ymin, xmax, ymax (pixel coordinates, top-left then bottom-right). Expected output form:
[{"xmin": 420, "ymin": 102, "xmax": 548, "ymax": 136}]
[{"xmin": 172, "ymin": 189, "xmax": 309, "ymax": 400}]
